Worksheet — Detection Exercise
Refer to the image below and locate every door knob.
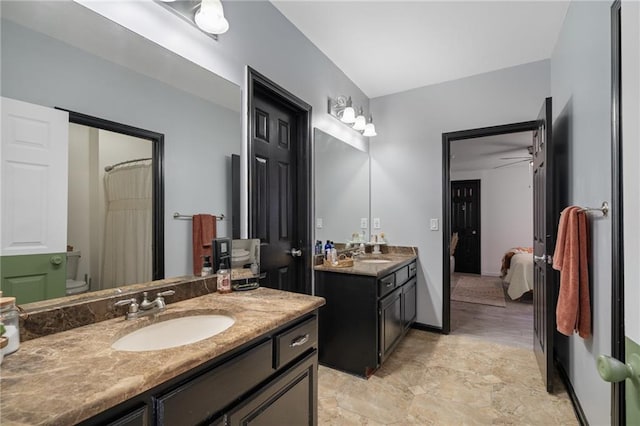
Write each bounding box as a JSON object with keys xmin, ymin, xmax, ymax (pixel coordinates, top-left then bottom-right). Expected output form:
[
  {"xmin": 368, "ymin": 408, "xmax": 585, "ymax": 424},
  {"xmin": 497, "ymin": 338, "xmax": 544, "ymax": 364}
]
[
  {"xmin": 534, "ymin": 254, "xmax": 552, "ymax": 264},
  {"xmin": 288, "ymin": 248, "xmax": 302, "ymax": 257},
  {"xmin": 471, "ymin": 230, "xmax": 477, "ymax": 235},
  {"xmin": 597, "ymin": 354, "xmax": 640, "ymax": 383},
  {"xmin": 50, "ymin": 255, "xmax": 63, "ymax": 266}
]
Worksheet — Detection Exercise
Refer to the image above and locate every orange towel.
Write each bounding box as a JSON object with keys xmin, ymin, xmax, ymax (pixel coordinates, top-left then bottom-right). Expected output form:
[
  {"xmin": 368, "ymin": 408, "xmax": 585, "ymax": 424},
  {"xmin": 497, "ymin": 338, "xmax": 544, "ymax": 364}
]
[
  {"xmin": 192, "ymin": 214, "xmax": 217, "ymax": 275},
  {"xmin": 553, "ymin": 206, "xmax": 591, "ymax": 338}
]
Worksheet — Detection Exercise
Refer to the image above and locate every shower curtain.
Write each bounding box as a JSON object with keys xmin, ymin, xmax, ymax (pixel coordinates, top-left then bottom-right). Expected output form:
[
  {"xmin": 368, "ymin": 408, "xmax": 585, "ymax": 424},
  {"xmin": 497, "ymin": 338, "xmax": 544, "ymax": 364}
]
[{"xmin": 102, "ymin": 160, "xmax": 152, "ymax": 288}]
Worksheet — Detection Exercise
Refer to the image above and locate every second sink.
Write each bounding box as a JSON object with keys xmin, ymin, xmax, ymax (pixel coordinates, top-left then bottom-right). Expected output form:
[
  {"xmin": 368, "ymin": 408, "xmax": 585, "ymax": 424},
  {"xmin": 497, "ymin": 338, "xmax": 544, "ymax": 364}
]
[{"xmin": 112, "ymin": 315, "xmax": 235, "ymax": 352}]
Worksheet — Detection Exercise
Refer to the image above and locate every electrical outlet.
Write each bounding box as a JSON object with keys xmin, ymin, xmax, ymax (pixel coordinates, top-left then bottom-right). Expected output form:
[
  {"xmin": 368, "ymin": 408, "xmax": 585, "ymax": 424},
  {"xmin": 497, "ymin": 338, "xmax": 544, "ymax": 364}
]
[
  {"xmin": 430, "ymin": 218, "xmax": 439, "ymax": 231},
  {"xmin": 373, "ymin": 218, "xmax": 381, "ymax": 229},
  {"xmin": 360, "ymin": 218, "xmax": 368, "ymax": 229},
  {"xmin": 316, "ymin": 218, "xmax": 323, "ymax": 229}
]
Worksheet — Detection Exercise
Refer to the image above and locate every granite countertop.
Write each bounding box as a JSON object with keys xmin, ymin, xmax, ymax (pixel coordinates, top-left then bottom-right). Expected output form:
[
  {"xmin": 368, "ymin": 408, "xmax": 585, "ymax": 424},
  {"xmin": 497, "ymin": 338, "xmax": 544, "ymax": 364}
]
[
  {"xmin": 0, "ymin": 288, "xmax": 325, "ymax": 426},
  {"xmin": 314, "ymin": 251, "xmax": 417, "ymax": 277}
]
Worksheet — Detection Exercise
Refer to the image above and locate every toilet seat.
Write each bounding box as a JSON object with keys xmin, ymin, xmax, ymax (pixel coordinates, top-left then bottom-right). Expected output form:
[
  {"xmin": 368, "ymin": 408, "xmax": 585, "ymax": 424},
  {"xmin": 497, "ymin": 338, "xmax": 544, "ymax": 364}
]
[{"xmin": 66, "ymin": 279, "xmax": 89, "ymax": 295}]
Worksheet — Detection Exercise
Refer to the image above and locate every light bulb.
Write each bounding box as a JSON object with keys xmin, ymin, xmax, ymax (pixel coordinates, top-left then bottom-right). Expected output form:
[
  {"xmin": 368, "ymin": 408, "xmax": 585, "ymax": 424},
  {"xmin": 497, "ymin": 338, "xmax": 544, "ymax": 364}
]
[
  {"xmin": 340, "ymin": 97, "xmax": 356, "ymax": 123},
  {"xmin": 352, "ymin": 108, "xmax": 366, "ymax": 131},
  {"xmin": 195, "ymin": 0, "xmax": 229, "ymax": 34},
  {"xmin": 363, "ymin": 115, "xmax": 377, "ymax": 137}
]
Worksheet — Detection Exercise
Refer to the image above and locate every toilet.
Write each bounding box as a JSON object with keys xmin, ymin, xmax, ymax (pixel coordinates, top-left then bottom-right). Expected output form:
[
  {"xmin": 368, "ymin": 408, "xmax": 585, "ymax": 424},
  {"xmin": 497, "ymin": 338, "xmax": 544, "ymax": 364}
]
[{"xmin": 66, "ymin": 251, "xmax": 89, "ymax": 295}]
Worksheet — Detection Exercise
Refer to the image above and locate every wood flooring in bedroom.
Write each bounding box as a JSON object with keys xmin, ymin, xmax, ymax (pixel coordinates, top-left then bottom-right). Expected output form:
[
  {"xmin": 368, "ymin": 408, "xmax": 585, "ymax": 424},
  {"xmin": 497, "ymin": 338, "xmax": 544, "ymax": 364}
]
[{"xmin": 450, "ymin": 273, "xmax": 533, "ymax": 349}]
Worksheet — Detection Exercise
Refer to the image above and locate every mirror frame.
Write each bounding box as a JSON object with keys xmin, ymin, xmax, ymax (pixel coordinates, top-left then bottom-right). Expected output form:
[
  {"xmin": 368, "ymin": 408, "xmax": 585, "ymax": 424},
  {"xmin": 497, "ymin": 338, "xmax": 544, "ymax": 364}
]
[{"xmin": 61, "ymin": 108, "xmax": 165, "ymax": 280}]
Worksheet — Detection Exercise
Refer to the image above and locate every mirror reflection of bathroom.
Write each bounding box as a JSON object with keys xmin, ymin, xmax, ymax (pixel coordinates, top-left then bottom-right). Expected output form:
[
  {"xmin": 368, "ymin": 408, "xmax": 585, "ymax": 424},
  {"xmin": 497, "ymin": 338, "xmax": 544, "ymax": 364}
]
[
  {"xmin": 314, "ymin": 128, "xmax": 370, "ymax": 245},
  {"xmin": 230, "ymin": 239, "xmax": 260, "ymax": 280},
  {"xmin": 67, "ymin": 124, "xmax": 153, "ymax": 295}
]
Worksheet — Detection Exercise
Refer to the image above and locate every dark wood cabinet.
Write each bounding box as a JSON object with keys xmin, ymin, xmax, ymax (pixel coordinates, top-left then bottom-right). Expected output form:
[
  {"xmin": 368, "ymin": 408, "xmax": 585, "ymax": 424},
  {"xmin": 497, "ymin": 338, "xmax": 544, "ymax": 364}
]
[
  {"xmin": 81, "ymin": 314, "xmax": 318, "ymax": 426},
  {"xmin": 402, "ymin": 277, "xmax": 417, "ymax": 329},
  {"xmin": 226, "ymin": 351, "xmax": 317, "ymax": 426},
  {"xmin": 315, "ymin": 260, "xmax": 417, "ymax": 377},
  {"xmin": 379, "ymin": 288, "xmax": 403, "ymax": 362}
]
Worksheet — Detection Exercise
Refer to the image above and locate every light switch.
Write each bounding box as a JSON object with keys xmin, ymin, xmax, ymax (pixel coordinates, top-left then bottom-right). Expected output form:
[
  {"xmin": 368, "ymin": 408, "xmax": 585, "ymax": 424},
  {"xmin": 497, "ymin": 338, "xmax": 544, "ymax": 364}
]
[
  {"xmin": 430, "ymin": 218, "xmax": 439, "ymax": 231},
  {"xmin": 316, "ymin": 218, "xmax": 323, "ymax": 229},
  {"xmin": 373, "ymin": 218, "xmax": 381, "ymax": 229},
  {"xmin": 360, "ymin": 218, "xmax": 368, "ymax": 229}
]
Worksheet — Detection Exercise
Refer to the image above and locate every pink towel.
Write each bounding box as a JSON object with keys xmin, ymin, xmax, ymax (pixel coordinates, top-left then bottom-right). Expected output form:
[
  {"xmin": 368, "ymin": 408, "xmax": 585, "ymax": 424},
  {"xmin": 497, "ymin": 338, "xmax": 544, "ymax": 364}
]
[
  {"xmin": 553, "ymin": 206, "xmax": 591, "ymax": 338},
  {"xmin": 192, "ymin": 214, "xmax": 217, "ymax": 275}
]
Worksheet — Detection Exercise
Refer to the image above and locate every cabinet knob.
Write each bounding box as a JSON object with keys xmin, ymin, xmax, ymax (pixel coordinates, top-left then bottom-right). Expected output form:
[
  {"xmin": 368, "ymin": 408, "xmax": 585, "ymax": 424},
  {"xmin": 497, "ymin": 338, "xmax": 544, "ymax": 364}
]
[
  {"xmin": 597, "ymin": 354, "xmax": 640, "ymax": 383},
  {"xmin": 50, "ymin": 255, "xmax": 63, "ymax": 266}
]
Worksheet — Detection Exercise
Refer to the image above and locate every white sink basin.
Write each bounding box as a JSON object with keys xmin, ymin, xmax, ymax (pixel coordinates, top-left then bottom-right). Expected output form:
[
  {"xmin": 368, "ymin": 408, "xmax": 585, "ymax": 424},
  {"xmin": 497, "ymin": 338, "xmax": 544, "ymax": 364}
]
[
  {"xmin": 112, "ymin": 315, "xmax": 235, "ymax": 352},
  {"xmin": 359, "ymin": 259, "xmax": 392, "ymax": 264}
]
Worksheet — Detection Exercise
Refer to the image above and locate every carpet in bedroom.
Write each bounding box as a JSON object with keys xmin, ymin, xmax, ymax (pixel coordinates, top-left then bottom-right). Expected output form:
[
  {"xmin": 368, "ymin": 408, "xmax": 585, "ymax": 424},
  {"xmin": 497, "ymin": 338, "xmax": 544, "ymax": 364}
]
[{"xmin": 451, "ymin": 274, "xmax": 506, "ymax": 307}]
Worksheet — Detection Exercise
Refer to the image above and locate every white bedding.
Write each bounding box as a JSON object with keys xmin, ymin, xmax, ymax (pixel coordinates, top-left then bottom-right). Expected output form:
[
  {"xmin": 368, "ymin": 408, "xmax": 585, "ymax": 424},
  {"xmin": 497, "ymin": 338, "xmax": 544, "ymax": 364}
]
[{"xmin": 504, "ymin": 253, "xmax": 534, "ymax": 300}]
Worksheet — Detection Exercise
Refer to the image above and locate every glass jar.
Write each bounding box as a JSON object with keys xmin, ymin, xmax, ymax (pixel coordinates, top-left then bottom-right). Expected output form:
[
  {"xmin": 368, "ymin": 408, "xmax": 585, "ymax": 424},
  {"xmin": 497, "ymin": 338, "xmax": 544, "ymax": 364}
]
[{"xmin": 0, "ymin": 297, "xmax": 20, "ymax": 355}]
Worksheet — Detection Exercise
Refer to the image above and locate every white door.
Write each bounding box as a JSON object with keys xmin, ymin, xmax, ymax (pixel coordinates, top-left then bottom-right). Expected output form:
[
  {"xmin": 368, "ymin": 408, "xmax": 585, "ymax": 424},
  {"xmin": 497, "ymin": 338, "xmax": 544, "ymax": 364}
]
[
  {"xmin": 1, "ymin": 97, "xmax": 68, "ymax": 256},
  {"xmin": 1, "ymin": 97, "xmax": 69, "ymax": 303}
]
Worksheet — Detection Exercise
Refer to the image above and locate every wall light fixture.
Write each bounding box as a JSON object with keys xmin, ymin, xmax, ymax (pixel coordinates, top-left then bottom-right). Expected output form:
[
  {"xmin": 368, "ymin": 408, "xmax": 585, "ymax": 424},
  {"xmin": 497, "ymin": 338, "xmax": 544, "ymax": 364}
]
[
  {"xmin": 328, "ymin": 96, "xmax": 377, "ymax": 137},
  {"xmin": 157, "ymin": 0, "xmax": 229, "ymax": 38}
]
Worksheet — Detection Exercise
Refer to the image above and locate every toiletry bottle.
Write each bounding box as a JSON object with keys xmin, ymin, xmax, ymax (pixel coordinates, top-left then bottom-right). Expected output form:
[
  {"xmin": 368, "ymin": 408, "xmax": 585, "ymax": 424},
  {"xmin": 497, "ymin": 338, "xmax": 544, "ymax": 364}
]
[
  {"xmin": 217, "ymin": 260, "xmax": 231, "ymax": 293},
  {"xmin": 324, "ymin": 240, "xmax": 331, "ymax": 260},
  {"xmin": 201, "ymin": 255, "xmax": 213, "ymax": 277}
]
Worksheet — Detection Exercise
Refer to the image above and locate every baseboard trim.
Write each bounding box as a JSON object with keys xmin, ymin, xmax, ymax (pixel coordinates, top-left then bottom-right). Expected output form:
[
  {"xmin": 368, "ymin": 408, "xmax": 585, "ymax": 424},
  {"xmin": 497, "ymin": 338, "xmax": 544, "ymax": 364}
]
[
  {"xmin": 411, "ymin": 322, "xmax": 447, "ymax": 334},
  {"xmin": 556, "ymin": 360, "xmax": 589, "ymax": 426}
]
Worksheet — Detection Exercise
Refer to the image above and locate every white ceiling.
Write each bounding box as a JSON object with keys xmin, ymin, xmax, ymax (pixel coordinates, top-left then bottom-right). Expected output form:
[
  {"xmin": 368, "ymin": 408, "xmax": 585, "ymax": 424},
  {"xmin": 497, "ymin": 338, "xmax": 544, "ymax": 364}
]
[
  {"xmin": 272, "ymin": 1, "xmax": 569, "ymax": 99},
  {"xmin": 450, "ymin": 131, "xmax": 533, "ymax": 172}
]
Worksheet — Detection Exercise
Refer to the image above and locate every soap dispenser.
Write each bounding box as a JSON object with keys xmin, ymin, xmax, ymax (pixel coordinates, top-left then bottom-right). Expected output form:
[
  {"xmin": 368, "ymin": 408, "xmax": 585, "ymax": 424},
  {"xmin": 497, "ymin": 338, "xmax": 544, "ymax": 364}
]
[
  {"xmin": 217, "ymin": 259, "xmax": 231, "ymax": 294},
  {"xmin": 201, "ymin": 255, "xmax": 213, "ymax": 277}
]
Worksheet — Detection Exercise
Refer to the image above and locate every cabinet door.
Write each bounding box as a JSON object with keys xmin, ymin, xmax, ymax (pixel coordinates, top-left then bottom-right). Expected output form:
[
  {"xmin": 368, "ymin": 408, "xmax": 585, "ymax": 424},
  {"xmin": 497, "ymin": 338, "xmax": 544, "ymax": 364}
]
[
  {"xmin": 379, "ymin": 288, "xmax": 402, "ymax": 362},
  {"xmin": 402, "ymin": 278, "xmax": 417, "ymax": 329},
  {"xmin": 226, "ymin": 350, "xmax": 317, "ymax": 426}
]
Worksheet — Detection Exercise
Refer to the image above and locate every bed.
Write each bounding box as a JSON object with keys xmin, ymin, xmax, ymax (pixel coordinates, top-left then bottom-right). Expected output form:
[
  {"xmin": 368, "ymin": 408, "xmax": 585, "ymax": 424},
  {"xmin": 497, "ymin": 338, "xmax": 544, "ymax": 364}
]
[{"xmin": 501, "ymin": 247, "xmax": 534, "ymax": 300}]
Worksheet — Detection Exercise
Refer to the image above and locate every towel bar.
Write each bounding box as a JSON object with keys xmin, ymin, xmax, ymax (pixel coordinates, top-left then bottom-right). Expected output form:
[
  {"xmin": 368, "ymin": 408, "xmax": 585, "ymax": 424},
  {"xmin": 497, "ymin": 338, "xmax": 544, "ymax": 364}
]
[
  {"xmin": 580, "ymin": 201, "xmax": 609, "ymax": 217},
  {"xmin": 173, "ymin": 212, "xmax": 225, "ymax": 220}
]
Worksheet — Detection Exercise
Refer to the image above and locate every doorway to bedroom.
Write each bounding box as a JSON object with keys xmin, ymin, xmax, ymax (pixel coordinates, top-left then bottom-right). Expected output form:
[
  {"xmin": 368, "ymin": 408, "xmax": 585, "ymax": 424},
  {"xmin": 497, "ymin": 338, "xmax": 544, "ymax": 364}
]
[{"xmin": 444, "ymin": 122, "xmax": 538, "ymax": 348}]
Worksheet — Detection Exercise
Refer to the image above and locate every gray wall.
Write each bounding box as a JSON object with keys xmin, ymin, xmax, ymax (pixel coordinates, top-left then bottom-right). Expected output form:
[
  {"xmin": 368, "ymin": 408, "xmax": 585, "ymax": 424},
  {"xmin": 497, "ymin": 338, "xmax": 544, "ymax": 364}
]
[
  {"xmin": 1, "ymin": 20, "xmax": 241, "ymax": 278},
  {"xmin": 370, "ymin": 60, "xmax": 550, "ymax": 327},
  {"xmin": 550, "ymin": 2, "xmax": 612, "ymax": 424}
]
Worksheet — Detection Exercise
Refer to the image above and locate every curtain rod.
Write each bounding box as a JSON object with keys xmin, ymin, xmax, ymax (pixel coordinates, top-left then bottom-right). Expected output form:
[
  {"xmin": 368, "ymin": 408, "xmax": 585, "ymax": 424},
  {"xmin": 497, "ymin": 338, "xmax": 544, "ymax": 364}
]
[{"xmin": 105, "ymin": 158, "xmax": 152, "ymax": 172}]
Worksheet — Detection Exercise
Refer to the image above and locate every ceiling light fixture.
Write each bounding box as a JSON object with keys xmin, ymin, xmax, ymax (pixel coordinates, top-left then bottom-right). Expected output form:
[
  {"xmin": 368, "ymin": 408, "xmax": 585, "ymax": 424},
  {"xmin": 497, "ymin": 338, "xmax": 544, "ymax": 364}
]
[
  {"xmin": 328, "ymin": 95, "xmax": 377, "ymax": 137},
  {"xmin": 195, "ymin": 0, "xmax": 229, "ymax": 35}
]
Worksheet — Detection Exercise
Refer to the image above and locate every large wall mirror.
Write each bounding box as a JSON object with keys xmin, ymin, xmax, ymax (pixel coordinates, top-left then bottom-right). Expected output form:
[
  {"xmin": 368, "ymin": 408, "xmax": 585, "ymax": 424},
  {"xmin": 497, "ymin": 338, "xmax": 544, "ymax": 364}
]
[
  {"xmin": 1, "ymin": 1, "xmax": 241, "ymax": 305},
  {"xmin": 314, "ymin": 129, "xmax": 370, "ymax": 244}
]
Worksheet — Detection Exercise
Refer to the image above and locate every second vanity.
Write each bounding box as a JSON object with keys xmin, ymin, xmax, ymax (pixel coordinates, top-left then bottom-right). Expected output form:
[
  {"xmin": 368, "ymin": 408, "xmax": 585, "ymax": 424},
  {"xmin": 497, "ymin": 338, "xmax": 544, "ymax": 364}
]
[
  {"xmin": 314, "ymin": 248, "xmax": 418, "ymax": 377},
  {"xmin": 0, "ymin": 287, "xmax": 324, "ymax": 425}
]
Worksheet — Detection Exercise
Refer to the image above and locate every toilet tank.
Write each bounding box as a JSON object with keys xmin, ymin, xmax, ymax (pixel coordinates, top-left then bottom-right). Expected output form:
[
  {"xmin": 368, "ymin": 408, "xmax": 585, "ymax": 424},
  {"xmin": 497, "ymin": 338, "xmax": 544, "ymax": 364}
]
[{"xmin": 66, "ymin": 251, "xmax": 81, "ymax": 280}]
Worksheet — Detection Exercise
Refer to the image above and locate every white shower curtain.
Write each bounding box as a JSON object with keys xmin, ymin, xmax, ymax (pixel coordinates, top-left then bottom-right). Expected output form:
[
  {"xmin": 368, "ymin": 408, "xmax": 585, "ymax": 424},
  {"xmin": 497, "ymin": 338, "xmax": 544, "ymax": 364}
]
[{"xmin": 102, "ymin": 161, "xmax": 152, "ymax": 288}]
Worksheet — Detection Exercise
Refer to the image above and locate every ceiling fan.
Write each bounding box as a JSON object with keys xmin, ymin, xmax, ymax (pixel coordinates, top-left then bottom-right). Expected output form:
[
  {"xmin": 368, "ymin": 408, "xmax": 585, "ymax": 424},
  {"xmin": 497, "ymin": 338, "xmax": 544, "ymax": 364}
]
[{"xmin": 494, "ymin": 146, "xmax": 533, "ymax": 169}]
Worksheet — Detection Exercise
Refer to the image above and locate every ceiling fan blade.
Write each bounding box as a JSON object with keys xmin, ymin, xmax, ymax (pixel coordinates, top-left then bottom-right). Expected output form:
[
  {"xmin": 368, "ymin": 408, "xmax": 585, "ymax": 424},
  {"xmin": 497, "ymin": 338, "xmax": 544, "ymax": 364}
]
[{"xmin": 493, "ymin": 159, "xmax": 530, "ymax": 169}]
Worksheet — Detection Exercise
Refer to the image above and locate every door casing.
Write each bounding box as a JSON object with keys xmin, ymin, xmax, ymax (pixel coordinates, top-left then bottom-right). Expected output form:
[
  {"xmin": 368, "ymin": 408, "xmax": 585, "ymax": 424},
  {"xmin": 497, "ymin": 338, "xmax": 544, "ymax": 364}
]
[{"xmin": 442, "ymin": 120, "xmax": 538, "ymax": 334}]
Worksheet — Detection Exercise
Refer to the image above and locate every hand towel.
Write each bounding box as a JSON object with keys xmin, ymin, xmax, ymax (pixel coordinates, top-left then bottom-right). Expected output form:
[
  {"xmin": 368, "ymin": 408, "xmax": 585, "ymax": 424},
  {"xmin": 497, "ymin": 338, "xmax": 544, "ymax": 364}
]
[
  {"xmin": 192, "ymin": 214, "xmax": 217, "ymax": 275},
  {"xmin": 553, "ymin": 206, "xmax": 591, "ymax": 338}
]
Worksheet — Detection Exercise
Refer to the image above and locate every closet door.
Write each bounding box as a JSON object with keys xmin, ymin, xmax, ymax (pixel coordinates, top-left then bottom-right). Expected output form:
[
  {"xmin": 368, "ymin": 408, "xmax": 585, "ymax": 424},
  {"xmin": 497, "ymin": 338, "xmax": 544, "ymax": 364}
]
[{"xmin": 1, "ymin": 97, "xmax": 68, "ymax": 303}]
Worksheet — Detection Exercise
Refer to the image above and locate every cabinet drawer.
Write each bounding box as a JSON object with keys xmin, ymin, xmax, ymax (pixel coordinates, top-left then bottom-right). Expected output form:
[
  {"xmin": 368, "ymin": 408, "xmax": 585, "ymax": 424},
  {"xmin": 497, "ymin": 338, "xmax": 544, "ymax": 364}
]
[
  {"xmin": 274, "ymin": 316, "xmax": 317, "ymax": 369},
  {"xmin": 408, "ymin": 262, "xmax": 417, "ymax": 278},
  {"xmin": 157, "ymin": 339, "xmax": 273, "ymax": 425},
  {"xmin": 395, "ymin": 266, "xmax": 409, "ymax": 286},
  {"xmin": 378, "ymin": 273, "xmax": 396, "ymax": 298}
]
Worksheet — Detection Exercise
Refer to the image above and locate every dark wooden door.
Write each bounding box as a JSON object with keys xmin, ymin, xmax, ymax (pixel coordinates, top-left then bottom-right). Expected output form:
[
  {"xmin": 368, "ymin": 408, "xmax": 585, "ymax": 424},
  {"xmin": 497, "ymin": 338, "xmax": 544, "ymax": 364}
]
[
  {"xmin": 252, "ymin": 92, "xmax": 297, "ymax": 292},
  {"xmin": 451, "ymin": 180, "xmax": 481, "ymax": 274},
  {"xmin": 532, "ymin": 97, "xmax": 554, "ymax": 392},
  {"xmin": 249, "ymin": 75, "xmax": 312, "ymax": 294}
]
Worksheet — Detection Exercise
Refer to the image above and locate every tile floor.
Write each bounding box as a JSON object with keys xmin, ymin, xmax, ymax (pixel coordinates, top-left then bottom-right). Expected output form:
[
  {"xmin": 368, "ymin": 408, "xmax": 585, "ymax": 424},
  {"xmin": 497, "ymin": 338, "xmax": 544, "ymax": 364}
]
[{"xmin": 317, "ymin": 329, "xmax": 577, "ymax": 425}]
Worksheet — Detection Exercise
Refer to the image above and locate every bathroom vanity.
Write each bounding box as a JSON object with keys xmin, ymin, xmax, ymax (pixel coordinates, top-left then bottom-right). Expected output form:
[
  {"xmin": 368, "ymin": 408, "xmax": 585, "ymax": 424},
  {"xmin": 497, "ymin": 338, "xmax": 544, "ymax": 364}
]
[
  {"xmin": 314, "ymin": 250, "xmax": 417, "ymax": 377},
  {"xmin": 0, "ymin": 287, "xmax": 324, "ymax": 425}
]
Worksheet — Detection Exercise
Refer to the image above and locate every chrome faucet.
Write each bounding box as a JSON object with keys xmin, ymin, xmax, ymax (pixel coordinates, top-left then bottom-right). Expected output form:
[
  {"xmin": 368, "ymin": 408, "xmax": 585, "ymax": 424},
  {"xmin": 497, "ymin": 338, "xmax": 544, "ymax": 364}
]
[{"xmin": 114, "ymin": 290, "xmax": 175, "ymax": 320}]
